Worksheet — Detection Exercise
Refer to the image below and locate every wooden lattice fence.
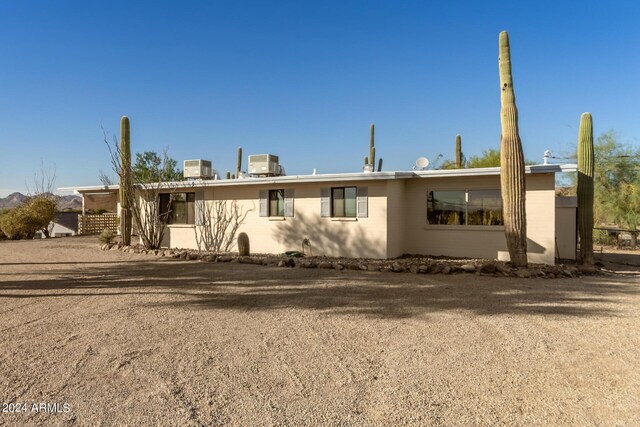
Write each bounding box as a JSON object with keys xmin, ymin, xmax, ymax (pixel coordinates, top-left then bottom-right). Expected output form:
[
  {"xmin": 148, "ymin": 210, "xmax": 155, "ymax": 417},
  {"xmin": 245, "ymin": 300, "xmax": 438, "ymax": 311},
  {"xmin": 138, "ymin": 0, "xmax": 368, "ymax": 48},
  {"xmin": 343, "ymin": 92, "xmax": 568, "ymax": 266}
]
[{"xmin": 78, "ymin": 213, "xmax": 118, "ymax": 235}]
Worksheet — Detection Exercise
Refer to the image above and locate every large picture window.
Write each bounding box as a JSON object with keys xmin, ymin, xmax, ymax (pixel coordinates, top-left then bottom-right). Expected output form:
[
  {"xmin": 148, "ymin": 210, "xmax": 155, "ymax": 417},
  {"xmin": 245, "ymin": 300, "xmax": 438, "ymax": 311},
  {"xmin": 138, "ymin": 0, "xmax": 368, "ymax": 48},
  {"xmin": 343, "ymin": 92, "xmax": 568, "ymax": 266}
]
[
  {"xmin": 269, "ymin": 189, "xmax": 285, "ymax": 217},
  {"xmin": 332, "ymin": 187, "xmax": 357, "ymax": 218},
  {"xmin": 427, "ymin": 190, "xmax": 466, "ymax": 225},
  {"xmin": 468, "ymin": 190, "xmax": 503, "ymax": 225},
  {"xmin": 427, "ymin": 189, "xmax": 503, "ymax": 226},
  {"xmin": 159, "ymin": 192, "xmax": 196, "ymax": 225}
]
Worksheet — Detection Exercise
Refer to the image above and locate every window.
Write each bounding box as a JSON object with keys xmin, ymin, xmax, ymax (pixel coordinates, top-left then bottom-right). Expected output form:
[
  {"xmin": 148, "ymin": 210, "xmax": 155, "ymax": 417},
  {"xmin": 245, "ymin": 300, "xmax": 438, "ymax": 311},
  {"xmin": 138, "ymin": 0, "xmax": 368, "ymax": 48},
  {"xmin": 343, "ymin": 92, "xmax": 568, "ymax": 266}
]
[
  {"xmin": 332, "ymin": 187, "xmax": 357, "ymax": 218},
  {"xmin": 427, "ymin": 189, "xmax": 503, "ymax": 226},
  {"xmin": 269, "ymin": 189, "xmax": 285, "ymax": 217},
  {"xmin": 259, "ymin": 189, "xmax": 294, "ymax": 217},
  {"xmin": 159, "ymin": 192, "xmax": 196, "ymax": 224},
  {"xmin": 427, "ymin": 190, "xmax": 466, "ymax": 225},
  {"xmin": 468, "ymin": 190, "xmax": 503, "ymax": 225}
]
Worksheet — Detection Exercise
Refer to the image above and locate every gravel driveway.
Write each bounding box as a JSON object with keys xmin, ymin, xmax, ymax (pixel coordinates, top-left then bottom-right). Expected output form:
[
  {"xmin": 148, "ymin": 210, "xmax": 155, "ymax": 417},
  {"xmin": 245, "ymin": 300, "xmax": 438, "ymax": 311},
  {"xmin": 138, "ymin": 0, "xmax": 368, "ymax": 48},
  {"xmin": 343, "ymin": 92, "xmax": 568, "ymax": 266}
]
[{"xmin": 0, "ymin": 236, "xmax": 638, "ymax": 426}]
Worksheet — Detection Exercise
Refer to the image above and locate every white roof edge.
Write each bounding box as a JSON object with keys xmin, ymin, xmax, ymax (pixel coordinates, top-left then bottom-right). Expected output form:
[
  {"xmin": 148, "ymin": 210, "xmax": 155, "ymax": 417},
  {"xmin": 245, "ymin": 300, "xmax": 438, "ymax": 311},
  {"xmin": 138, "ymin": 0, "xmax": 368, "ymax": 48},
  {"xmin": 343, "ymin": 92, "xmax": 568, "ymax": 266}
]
[
  {"xmin": 58, "ymin": 165, "xmax": 577, "ymax": 193},
  {"xmin": 58, "ymin": 185, "xmax": 119, "ymax": 194}
]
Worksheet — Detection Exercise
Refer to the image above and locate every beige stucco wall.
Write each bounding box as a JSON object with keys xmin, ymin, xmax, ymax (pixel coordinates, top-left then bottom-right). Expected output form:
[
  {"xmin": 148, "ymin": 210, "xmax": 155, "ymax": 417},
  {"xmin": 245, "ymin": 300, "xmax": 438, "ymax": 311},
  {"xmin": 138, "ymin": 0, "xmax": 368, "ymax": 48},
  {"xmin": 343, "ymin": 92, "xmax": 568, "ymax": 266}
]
[
  {"xmin": 555, "ymin": 197, "xmax": 577, "ymax": 260},
  {"xmin": 161, "ymin": 180, "xmax": 390, "ymax": 258},
  {"xmin": 150, "ymin": 172, "xmax": 558, "ymax": 264},
  {"xmin": 401, "ymin": 173, "xmax": 557, "ymax": 264},
  {"xmin": 386, "ymin": 180, "xmax": 406, "ymax": 258}
]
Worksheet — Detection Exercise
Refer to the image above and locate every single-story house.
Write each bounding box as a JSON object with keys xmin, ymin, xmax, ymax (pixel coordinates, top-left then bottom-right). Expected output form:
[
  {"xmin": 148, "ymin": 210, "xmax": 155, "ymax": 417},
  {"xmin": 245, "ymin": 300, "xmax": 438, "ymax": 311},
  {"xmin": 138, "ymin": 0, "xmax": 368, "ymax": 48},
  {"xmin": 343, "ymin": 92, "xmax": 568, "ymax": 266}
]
[
  {"xmin": 60, "ymin": 164, "xmax": 578, "ymax": 264},
  {"xmin": 34, "ymin": 211, "xmax": 79, "ymax": 238}
]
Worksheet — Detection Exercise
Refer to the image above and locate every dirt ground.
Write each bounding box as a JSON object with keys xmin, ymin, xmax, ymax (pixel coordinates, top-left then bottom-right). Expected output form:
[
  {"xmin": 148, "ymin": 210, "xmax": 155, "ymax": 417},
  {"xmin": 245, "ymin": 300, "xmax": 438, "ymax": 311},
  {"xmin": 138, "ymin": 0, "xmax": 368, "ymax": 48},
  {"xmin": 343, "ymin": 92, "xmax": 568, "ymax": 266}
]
[{"xmin": 0, "ymin": 237, "xmax": 638, "ymax": 426}]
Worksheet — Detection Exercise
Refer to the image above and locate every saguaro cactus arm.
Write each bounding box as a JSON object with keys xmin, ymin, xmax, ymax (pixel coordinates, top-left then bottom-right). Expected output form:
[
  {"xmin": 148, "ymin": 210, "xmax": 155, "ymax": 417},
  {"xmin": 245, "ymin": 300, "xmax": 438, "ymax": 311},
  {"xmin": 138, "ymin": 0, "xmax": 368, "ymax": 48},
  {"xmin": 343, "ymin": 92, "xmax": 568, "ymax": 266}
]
[
  {"xmin": 498, "ymin": 31, "xmax": 527, "ymax": 267},
  {"xmin": 236, "ymin": 146, "xmax": 242, "ymax": 178},
  {"xmin": 455, "ymin": 134, "xmax": 462, "ymax": 169},
  {"xmin": 577, "ymin": 112, "xmax": 594, "ymax": 264},
  {"xmin": 369, "ymin": 123, "xmax": 376, "ymax": 168}
]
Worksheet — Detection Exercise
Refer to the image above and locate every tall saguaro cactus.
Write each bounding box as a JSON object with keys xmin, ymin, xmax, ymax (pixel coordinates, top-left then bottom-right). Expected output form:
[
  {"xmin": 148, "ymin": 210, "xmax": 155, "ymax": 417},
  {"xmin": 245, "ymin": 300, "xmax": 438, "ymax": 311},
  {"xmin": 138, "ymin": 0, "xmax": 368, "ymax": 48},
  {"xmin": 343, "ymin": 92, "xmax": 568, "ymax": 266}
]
[
  {"xmin": 455, "ymin": 134, "xmax": 462, "ymax": 168},
  {"xmin": 236, "ymin": 146, "xmax": 242, "ymax": 178},
  {"xmin": 577, "ymin": 112, "xmax": 594, "ymax": 265},
  {"xmin": 119, "ymin": 116, "xmax": 132, "ymax": 246},
  {"xmin": 363, "ymin": 123, "xmax": 382, "ymax": 171},
  {"xmin": 369, "ymin": 123, "xmax": 376, "ymax": 169},
  {"xmin": 498, "ymin": 31, "xmax": 527, "ymax": 267}
]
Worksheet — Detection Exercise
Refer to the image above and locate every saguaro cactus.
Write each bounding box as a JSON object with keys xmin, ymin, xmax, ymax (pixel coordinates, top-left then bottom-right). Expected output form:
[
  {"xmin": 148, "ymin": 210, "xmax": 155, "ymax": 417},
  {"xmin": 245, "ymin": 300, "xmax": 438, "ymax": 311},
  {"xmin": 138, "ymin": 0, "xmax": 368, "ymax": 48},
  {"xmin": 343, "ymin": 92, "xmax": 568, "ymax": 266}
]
[
  {"xmin": 236, "ymin": 146, "xmax": 242, "ymax": 178},
  {"xmin": 377, "ymin": 158, "xmax": 383, "ymax": 172},
  {"xmin": 455, "ymin": 134, "xmax": 462, "ymax": 169},
  {"xmin": 369, "ymin": 123, "xmax": 376, "ymax": 169},
  {"xmin": 577, "ymin": 112, "xmax": 594, "ymax": 265},
  {"xmin": 119, "ymin": 116, "xmax": 132, "ymax": 246},
  {"xmin": 498, "ymin": 31, "xmax": 527, "ymax": 267}
]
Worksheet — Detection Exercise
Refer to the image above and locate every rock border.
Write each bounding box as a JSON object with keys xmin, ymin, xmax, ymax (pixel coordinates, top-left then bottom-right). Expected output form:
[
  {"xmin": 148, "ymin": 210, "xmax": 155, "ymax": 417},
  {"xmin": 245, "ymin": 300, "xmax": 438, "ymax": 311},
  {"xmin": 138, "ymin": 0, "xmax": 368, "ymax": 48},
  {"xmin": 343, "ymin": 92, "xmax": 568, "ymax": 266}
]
[{"xmin": 100, "ymin": 243, "xmax": 603, "ymax": 279}]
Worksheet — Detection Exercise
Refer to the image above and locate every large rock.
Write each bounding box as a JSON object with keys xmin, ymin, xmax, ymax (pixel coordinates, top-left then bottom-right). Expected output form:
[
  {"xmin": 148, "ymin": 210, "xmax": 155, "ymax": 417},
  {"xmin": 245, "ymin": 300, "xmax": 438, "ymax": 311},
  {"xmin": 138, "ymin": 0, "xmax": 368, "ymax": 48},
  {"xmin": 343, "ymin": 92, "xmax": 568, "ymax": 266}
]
[
  {"xmin": 461, "ymin": 264, "xmax": 476, "ymax": 273},
  {"xmin": 480, "ymin": 262, "xmax": 497, "ymax": 274},
  {"xmin": 577, "ymin": 264, "xmax": 598, "ymax": 275},
  {"xmin": 367, "ymin": 263, "xmax": 379, "ymax": 272},
  {"xmin": 515, "ymin": 269, "xmax": 532, "ymax": 278},
  {"xmin": 428, "ymin": 264, "xmax": 443, "ymax": 274},
  {"xmin": 391, "ymin": 262, "xmax": 404, "ymax": 273}
]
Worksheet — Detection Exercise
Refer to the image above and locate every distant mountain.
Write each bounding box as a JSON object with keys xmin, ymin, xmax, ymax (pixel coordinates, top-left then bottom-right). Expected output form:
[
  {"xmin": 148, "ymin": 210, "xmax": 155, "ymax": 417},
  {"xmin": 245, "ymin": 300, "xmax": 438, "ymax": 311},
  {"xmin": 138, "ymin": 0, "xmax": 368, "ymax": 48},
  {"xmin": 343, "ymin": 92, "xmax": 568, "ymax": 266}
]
[
  {"xmin": 56, "ymin": 195, "xmax": 83, "ymax": 211},
  {"xmin": 0, "ymin": 192, "xmax": 82, "ymax": 211},
  {"xmin": 0, "ymin": 192, "xmax": 28, "ymax": 208}
]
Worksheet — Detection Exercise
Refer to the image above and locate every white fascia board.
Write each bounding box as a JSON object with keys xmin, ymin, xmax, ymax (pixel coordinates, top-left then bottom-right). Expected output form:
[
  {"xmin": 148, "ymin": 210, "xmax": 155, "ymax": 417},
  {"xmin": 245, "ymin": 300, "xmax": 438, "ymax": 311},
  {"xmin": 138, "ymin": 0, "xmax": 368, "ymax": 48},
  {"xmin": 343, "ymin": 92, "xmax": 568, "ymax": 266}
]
[
  {"xmin": 153, "ymin": 172, "xmax": 416, "ymax": 190},
  {"xmin": 58, "ymin": 185, "xmax": 119, "ymax": 194},
  {"xmin": 58, "ymin": 164, "xmax": 577, "ymax": 193},
  {"xmin": 412, "ymin": 163, "xmax": 577, "ymax": 178}
]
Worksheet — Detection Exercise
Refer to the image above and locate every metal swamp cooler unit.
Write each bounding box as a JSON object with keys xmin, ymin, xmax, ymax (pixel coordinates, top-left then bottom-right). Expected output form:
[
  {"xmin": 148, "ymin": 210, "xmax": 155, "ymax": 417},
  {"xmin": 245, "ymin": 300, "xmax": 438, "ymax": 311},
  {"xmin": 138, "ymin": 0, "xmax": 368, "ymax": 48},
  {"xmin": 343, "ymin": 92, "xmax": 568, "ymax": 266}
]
[
  {"xmin": 248, "ymin": 154, "xmax": 283, "ymax": 177},
  {"xmin": 183, "ymin": 159, "xmax": 214, "ymax": 179}
]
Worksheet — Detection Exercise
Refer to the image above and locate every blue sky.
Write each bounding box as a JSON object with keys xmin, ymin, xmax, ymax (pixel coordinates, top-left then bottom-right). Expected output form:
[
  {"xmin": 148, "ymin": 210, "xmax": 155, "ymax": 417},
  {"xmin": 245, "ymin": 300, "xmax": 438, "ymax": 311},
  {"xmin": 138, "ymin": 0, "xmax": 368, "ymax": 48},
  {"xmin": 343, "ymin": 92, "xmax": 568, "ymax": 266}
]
[{"xmin": 0, "ymin": 0, "xmax": 639, "ymax": 196}]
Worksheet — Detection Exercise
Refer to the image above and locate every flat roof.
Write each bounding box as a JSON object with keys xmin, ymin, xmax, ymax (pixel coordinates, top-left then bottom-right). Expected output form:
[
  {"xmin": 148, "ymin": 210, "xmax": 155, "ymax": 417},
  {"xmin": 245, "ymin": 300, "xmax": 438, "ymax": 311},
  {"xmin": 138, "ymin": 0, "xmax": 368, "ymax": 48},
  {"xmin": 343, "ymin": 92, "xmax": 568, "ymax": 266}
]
[{"xmin": 59, "ymin": 163, "xmax": 577, "ymax": 194}]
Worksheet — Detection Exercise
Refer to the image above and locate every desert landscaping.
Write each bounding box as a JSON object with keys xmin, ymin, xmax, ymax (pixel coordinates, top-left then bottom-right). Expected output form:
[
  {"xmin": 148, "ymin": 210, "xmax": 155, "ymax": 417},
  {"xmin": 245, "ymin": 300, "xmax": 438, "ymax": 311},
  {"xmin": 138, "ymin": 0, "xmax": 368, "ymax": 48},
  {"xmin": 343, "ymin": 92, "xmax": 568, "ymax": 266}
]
[{"xmin": 1, "ymin": 236, "xmax": 639, "ymax": 426}]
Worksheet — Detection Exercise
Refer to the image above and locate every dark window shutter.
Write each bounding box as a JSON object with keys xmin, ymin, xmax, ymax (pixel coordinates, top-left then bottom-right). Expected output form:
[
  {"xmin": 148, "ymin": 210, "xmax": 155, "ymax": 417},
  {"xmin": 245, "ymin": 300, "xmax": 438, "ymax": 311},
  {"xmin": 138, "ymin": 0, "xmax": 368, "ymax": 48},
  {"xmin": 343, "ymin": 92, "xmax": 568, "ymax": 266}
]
[
  {"xmin": 195, "ymin": 191, "xmax": 205, "ymax": 225},
  {"xmin": 259, "ymin": 190, "xmax": 268, "ymax": 217},
  {"xmin": 357, "ymin": 187, "xmax": 368, "ymax": 218},
  {"xmin": 284, "ymin": 189, "xmax": 294, "ymax": 217},
  {"xmin": 320, "ymin": 188, "xmax": 330, "ymax": 217}
]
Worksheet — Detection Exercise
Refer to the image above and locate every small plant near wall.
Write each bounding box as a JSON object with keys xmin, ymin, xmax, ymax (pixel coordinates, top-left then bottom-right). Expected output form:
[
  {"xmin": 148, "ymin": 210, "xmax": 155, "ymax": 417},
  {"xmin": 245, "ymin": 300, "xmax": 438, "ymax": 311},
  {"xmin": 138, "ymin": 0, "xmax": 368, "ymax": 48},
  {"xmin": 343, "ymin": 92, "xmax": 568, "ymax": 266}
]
[
  {"xmin": 238, "ymin": 232, "xmax": 250, "ymax": 256},
  {"xmin": 99, "ymin": 228, "xmax": 116, "ymax": 245}
]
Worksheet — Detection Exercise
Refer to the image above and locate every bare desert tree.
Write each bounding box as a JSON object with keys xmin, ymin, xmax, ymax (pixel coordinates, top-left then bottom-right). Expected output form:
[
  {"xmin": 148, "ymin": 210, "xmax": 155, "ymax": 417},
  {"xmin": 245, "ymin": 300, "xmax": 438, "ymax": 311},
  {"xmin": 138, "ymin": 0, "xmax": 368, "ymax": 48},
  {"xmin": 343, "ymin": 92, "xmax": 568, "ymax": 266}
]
[
  {"xmin": 195, "ymin": 199, "xmax": 251, "ymax": 253},
  {"xmin": 104, "ymin": 130, "xmax": 178, "ymax": 249},
  {"xmin": 98, "ymin": 169, "xmax": 115, "ymax": 187},
  {"xmin": 26, "ymin": 159, "xmax": 57, "ymax": 199}
]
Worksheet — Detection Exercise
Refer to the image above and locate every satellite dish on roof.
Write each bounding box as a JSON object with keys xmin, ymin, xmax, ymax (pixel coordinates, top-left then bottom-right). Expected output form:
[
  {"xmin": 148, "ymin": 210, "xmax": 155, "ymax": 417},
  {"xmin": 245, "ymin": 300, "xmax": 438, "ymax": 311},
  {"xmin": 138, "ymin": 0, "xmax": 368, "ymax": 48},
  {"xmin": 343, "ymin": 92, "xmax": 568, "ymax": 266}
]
[{"xmin": 414, "ymin": 157, "xmax": 430, "ymax": 170}]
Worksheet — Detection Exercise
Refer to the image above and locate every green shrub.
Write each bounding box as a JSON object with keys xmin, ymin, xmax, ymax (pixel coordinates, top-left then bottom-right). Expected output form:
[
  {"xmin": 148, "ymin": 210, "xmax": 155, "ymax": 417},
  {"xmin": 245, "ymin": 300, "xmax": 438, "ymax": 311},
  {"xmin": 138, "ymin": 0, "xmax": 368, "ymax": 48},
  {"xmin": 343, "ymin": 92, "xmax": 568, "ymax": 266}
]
[
  {"xmin": 99, "ymin": 229, "xmax": 116, "ymax": 244},
  {"xmin": 0, "ymin": 196, "xmax": 56, "ymax": 239}
]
